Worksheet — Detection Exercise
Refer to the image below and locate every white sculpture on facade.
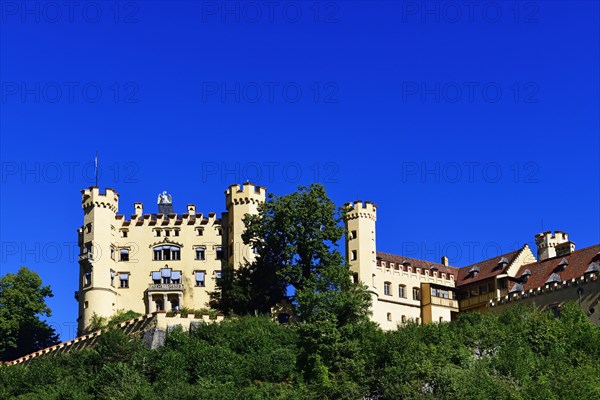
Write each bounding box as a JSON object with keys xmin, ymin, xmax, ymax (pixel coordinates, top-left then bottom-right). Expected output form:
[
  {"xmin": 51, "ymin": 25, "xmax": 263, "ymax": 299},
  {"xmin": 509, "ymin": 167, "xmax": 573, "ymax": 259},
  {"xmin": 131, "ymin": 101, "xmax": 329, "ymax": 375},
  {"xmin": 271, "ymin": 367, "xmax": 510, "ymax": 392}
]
[{"xmin": 157, "ymin": 191, "xmax": 172, "ymax": 204}]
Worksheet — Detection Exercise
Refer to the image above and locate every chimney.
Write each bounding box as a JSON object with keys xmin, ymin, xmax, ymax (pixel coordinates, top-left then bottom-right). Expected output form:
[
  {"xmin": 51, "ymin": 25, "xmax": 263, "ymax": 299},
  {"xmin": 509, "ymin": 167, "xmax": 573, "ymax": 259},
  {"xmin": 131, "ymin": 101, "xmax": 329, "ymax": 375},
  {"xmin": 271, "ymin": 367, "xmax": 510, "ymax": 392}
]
[
  {"xmin": 134, "ymin": 202, "xmax": 143, "ymax": 217},
  {"xmin": 441, "ymin": 256, "xmax": 449, "ymax": 266}
]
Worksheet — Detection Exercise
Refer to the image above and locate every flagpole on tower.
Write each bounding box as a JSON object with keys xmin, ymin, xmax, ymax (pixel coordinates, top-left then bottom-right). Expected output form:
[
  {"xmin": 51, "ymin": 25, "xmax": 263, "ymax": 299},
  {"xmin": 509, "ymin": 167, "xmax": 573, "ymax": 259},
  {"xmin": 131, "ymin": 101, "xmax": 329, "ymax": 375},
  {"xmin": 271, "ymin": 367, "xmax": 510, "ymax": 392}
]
[{"xmin": 95, "ymin": 151, "xmax": 98, "ymax": 187}]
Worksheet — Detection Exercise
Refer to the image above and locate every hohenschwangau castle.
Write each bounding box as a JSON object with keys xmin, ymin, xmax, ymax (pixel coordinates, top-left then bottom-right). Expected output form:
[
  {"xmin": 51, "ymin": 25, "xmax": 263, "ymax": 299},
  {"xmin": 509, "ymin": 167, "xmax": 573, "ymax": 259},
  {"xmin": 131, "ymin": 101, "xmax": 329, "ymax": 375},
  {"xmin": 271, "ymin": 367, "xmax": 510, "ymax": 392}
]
[{"xmin": 76, "ymin": 184, "xmax": 600, "ymax": 334}]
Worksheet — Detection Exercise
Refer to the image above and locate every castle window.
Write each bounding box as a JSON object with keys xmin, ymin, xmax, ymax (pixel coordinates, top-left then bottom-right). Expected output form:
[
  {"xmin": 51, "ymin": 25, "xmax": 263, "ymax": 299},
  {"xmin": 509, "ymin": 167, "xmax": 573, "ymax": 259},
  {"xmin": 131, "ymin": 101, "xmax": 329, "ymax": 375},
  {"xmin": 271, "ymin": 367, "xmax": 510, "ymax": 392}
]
[
  {"xmin": 387, "ymin": 313, "xmax": 392, "ymax": 322},
  {"xmin": 151, "ymin": 271, "xmax": 161, "ymax": 284},
  {"xmin": 85, "ymin": 242, "xmax": 93, "ymax": 255},
  {"xmin": 252, "ymin": 246, "xmax": 259, "ymax": 255},
  {"xmin": 119, "ymin": 273, "xmax": 129, "ymax": 288},
  {"xmin": 161, "ymin": 268, "xmax": 172, "ymax": 284},
  {"xmin": 111, "ymin": 247, "xmax": 115, "ymax": 260},
  {"xmin": 120, "ymin": 230, "xmax": 128, "ymax": 238},
  {"xmin": 350, "ymin": 230, "xmax": 357, "ymax": 239},
  {"xmin": 154, "ymin": 229, "xmax": 161, "ymax": 237},
  {"xmin": 165, "ymin": 230, "xmax": 170, "ymax": 237},
  {"xmin": 351, "ymin": 250, "xmax": 357, "ymax": 261},
  {"xmin": 85, "ymin": 223, "xmax": 92, "ymax": 233},
  {"xmin": 439, "ymin": 316, "xmax": 444, "ymax": 323},
  {"xmin": 195, "ymin": 247, "xmax": 206, "ymax": 260},
  {"xmin": 84, "ymin": 301, "xmax": 88, "ymax": 309},
  {"xmin": 217, "ymin": 228, "xmax": 223, "ymax": 236},
  {"xmin": 216, "ymin": 247, "xmax": 223, "ymax": 260},
  {"xmin": 196, "ymin": 228, "xmax": 204, "ymax": 236},
  {"xmin": 384, "ymin": 282, "xmax": 391, "ymax": 295},
  {"xmin": 399, "ymin": 284, "xmax": 406, "ymax": 298},
  {"xmin": 174, "ymin": 229, "xmax": 180, "ymax": 237},
  {"xmin": 412, "ymin": 287, "xmax": 420, "ymax": 301},
  {"xmin": 84, "ymin": 270, "xmax": 92, "ymax": 287},
  {"xmin": 352, "ymin": 273, "xmax": 359, "ymax": 284},
  {"xmin": 381, "ymin": 261, "xmax": 386, "ymax": 268},
  {"xmin": 195, "ymin": 271, "xmax": 206, "ymax": 287},
  {"xmin": 119, "ymin": 249, "xmax": 129, "ymax": 262},
  {"xmin": 215, "ymin": 270, "xmax": 222, "ymax": 279},
  {"xmin": 153, "ymin": 246, "xmax": 181, "ymax": 261},
  {"xmin": 171, "ymin": 271, "xmax": 181, "ymax": 284},
  {"xmin": 401, "ymin": 315, "xmax": 406, "ymax": 323},
  {"xmin": 110, "ymin": 270, "xmax": 115, "ymax": 287}
]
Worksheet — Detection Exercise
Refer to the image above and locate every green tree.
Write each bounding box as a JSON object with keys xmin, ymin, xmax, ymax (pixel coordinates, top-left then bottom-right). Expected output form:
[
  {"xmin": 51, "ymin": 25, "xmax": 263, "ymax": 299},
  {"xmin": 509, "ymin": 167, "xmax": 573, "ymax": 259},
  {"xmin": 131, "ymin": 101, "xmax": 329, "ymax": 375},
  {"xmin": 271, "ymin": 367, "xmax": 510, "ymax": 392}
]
[{"xmin": 0, "ymin": 267, "xmax": 59, "ymax": 361}]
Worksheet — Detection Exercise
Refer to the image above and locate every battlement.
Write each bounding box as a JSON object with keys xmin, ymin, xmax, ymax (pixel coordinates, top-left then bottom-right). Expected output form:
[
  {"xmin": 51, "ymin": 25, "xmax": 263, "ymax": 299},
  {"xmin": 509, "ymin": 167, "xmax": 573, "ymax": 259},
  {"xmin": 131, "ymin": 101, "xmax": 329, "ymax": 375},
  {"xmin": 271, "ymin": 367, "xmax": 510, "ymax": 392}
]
[
  {"xmin": 535, "ymin": 230, "xmax": 569, "ymax": 247},
  {"xmin": 225, "ymin": 182, "xmax": 266, "ymax": 207},
  {"xmin": 535, "ymin": 231, "xmax": 575, "ymax": 261},
  {"xmin": 81, "ymin": 187, "xmax": 119, "ymax": 212},
  {"xmin": 344, "ymin": 200, "xmax": 377, "ymax": 221}
]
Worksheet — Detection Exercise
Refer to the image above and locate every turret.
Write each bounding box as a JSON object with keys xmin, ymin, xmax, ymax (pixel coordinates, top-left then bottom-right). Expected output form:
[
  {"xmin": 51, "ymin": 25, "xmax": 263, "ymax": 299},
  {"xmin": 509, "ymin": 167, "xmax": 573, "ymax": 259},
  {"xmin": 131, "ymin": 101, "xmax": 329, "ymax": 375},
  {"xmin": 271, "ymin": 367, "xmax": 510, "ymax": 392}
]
[
  {"xmin": 535, "ymin": 230, "xmax": 575, "ymax": 261},
  {"xmin": 344, "ymin": 201, "xmax": 377, "ymax": 288},
  {"xmin": 225, "ymin": 183, "xmax": 266, "ymax": 268},
  {"xmin": 78, "ymin": 187, "xmax": 119, "ymax": 334}
]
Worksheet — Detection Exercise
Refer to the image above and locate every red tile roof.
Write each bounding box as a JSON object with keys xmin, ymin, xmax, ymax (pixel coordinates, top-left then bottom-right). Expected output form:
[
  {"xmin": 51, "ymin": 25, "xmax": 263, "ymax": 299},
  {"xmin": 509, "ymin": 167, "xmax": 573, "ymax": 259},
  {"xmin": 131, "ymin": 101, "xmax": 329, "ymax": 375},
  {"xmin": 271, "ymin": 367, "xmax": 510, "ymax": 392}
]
[
  {"xmin": 376, "ymin": 252, "xmax": 459, "ymax": 280},
  {"xmin": 456, "ymin": 247, "xmax": 525, "ymax": 286},
  {"xmin": 511, "ymin": 244, "xmax": 600, "ymax": 291}
]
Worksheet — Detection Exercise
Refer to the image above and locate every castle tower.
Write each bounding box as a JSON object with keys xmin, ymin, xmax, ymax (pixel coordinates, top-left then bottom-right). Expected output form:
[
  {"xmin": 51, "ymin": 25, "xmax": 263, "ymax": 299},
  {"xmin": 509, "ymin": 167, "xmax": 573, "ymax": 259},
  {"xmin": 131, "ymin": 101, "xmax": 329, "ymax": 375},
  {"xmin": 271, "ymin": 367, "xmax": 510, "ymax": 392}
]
[
  {"xmin": 77, "ymin": 187, "xmax": 119, "ymax": 334},
  {"xmin": 225, "ymin": 183, "xmax": 266, "ymax": 268},
  {"xmin": 344, "ymin": 201, "xmax": 377, "ymax": 289},
  {"xmin": 535, "ymin": 231, "xmax": 575, "ymax": 261}
]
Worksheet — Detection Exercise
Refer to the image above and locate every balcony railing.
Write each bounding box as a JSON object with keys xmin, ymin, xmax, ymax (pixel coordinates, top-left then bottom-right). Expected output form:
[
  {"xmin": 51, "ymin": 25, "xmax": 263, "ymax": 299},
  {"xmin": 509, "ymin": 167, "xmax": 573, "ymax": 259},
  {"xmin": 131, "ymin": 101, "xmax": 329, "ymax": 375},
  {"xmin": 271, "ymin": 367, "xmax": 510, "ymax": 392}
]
[
  {"xmin": 459, "ymin": 291, "xmax": 507, "ymax": 309},
  {"xmin": 78, "ymin": 253, "xmax": 94, "ymax": 262},
  {"xmin": 430, "ymin": 296, "xmax": 458, "ymax": 309},
  {"xmin": 147, "ymin": 283, "xmax": 184, "ymax": 292}
]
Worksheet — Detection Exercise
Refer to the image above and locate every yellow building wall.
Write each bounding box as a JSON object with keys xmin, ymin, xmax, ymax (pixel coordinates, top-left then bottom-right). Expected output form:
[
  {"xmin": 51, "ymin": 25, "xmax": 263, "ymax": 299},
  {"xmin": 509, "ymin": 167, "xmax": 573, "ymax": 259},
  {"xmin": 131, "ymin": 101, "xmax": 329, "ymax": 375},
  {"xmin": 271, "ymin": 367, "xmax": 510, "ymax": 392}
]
[{"xmin": 77, "ymin": 184, "xmax": 264, "ymax": 334}]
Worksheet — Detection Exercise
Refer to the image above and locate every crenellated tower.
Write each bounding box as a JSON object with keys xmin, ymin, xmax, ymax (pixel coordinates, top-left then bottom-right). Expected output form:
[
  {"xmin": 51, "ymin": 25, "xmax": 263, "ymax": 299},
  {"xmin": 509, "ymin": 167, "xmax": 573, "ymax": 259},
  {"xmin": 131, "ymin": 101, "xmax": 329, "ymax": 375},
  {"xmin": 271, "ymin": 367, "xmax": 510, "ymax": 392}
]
[
  {"xmin": 344, "ymin": 201, "xmax": 377, "ymax": 289},
  {"xmin": 77, "ymin": 187, "xmax": 119, "ymax": 334},
  {"xmin": 225, "ymin": 183, "xmax": 266, "ymax": 269},
  {"xmin": 535, "ymin": 230, "xmax": 575, "ymax": 261}
]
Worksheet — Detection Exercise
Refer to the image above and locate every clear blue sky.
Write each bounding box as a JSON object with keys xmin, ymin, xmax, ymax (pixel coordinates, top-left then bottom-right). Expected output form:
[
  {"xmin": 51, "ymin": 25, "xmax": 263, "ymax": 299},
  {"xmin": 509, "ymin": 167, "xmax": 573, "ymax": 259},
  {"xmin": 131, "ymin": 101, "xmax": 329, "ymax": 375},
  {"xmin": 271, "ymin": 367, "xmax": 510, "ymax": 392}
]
[{"xmin": 1, "ymin": 1, "xmax": 598, "ymax": 340}]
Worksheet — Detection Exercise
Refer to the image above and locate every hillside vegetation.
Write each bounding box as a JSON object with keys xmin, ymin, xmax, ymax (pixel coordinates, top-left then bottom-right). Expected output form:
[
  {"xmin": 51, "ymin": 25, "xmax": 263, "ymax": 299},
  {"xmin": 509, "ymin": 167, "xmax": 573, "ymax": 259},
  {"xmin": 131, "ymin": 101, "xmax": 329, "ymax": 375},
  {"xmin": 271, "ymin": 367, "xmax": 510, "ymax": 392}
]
[{"xmin": 1, "ymin": 303, "xmax": 599, "ymax": 400}]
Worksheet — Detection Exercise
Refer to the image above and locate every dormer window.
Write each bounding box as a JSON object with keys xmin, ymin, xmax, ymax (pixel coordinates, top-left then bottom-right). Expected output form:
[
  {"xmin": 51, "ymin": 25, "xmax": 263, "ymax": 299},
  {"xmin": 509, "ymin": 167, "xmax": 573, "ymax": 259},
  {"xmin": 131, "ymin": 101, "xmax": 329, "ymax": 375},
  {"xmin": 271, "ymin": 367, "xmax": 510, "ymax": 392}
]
[
  {"xmin": 521, "ymin": 269, "xmax": 532, "ymax": 283},
  {"xmin": 557, "ymin": 257, "xmax": 569, "ymax": 271},
  {"xmin": 469, "ymin": 265, "xmax": 480, "ymax": 277}
]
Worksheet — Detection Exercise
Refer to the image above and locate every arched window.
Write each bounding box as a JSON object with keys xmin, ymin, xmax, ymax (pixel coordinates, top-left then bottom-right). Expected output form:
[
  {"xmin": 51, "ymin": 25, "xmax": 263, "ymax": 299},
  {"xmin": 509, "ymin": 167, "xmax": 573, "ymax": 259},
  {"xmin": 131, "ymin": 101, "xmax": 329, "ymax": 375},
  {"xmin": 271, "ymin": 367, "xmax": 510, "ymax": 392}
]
[{"xmin": 153, "ymin": 245, "xmax": 181, "ymax": 261}]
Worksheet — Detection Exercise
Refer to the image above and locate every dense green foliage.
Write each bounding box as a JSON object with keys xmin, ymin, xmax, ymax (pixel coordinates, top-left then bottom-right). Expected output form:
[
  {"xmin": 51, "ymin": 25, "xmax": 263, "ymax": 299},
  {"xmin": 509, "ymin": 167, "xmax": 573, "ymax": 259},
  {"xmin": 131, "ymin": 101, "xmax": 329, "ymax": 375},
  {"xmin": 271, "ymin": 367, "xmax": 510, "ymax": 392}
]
[
  {"xmin": 88, "ymin": 310, "xmax": 144, "ymax": 332},
  {"xmin": 212, "ymin": 183, "xmax": 373, "ymax": 383},
  {"xmin": 213, "ymin": 183, "xmax": 370, "ymax": 322},
  {"xmin": 1, "ymin": 304, "xmax": 599, "ymax": 399},
  {"xmin": 0, "ymin": 267, "xmax": 59, "ymax": 361}
]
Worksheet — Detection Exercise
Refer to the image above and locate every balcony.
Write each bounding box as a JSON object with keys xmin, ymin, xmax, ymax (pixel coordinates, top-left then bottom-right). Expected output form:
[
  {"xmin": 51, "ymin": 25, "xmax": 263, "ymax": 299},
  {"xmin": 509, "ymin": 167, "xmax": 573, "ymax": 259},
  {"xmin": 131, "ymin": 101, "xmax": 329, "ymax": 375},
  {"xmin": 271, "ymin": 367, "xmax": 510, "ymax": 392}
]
[
  {"xmin": 459, "ymin": 291, "xmax": 507, "ymax": 310},
  {"xmin": 78, "ymin": 253, "xmax": 94, "ymax": 262},
  {"xmin": 147, "ymin": 283, "xmax": 183, "ymax": 292},
  {"xmin": 430, "ymin": 296, "xmax": 458, "ymax": 309}
]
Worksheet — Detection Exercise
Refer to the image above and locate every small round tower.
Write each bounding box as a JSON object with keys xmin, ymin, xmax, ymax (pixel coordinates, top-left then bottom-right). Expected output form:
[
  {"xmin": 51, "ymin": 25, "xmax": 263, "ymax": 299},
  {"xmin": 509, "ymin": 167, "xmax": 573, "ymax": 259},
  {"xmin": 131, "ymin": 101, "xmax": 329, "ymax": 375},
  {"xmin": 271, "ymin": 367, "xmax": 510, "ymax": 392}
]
[
  {"xmin": 344, "ymin": 200, "xmax": 377, "ymax": 290},
  {"xmin": 225, "ymin": 183, "xmax": 266, "ymax": 268},
  {"xmin": 78, "ymin": 187, "xmax": 119, "ymax": 334}
]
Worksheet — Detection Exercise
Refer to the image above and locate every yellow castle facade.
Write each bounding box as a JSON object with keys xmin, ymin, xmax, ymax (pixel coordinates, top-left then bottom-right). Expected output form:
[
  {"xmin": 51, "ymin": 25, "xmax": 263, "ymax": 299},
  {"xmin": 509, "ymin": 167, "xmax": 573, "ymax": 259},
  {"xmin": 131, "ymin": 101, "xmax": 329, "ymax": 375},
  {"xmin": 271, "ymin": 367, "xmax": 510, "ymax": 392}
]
[
  {"xmin": 76, "ymin": 183, "xmax": 264, "ymax": 334},
  {"xmin": 77, "ymin": 185, "xmax": 600, "ymax": 334}
]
